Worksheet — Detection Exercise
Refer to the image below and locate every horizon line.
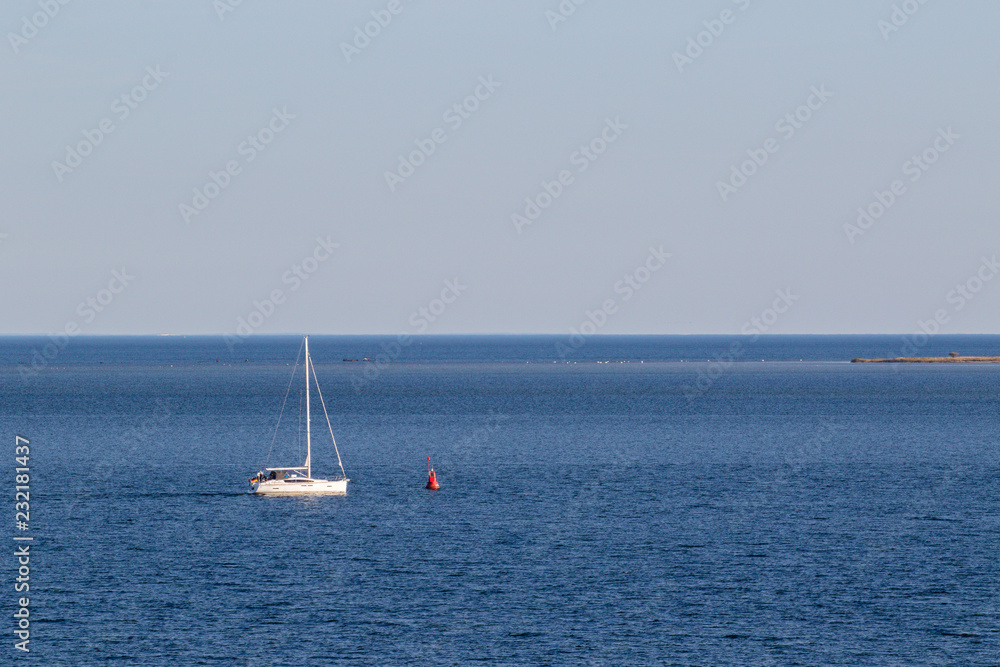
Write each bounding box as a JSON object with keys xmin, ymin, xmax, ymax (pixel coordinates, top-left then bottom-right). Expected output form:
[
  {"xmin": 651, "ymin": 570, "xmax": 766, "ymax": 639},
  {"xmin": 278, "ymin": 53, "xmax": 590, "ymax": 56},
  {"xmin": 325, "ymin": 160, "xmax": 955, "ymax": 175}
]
[{"xmin": 2, "ymin": 333, "xmax": 998, "ymax": 338}]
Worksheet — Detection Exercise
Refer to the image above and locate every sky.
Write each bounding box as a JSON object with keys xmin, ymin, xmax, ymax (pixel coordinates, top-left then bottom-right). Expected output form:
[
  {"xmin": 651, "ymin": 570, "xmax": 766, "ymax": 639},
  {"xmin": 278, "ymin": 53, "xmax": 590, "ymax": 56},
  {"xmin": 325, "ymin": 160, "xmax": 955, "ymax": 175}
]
[{"xmin": 2, "ymin": 0, "xmax": 998, "ymax": 336}]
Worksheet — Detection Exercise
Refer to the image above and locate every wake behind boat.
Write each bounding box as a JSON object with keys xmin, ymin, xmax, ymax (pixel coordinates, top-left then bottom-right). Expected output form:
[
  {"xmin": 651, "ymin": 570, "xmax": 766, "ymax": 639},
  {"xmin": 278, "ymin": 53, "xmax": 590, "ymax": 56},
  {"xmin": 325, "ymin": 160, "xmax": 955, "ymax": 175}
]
[{"xmin": 249, "ymin": 336, "xmax": 349, "ymax": 495}]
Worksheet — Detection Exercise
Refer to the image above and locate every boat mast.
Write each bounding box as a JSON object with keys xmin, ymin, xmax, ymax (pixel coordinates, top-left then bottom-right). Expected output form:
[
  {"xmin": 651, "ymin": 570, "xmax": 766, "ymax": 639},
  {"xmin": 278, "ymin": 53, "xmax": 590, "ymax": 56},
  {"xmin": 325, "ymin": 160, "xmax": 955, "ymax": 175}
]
[{"xmin": 304, "ymin": 336, "xmax": 311, "ymax": 478}]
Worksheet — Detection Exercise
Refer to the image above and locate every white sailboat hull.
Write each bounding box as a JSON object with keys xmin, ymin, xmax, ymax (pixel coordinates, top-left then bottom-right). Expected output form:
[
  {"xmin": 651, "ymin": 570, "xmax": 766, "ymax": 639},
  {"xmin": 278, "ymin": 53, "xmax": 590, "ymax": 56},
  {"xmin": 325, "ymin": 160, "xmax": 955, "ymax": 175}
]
[{"xmin": 253, "ymin": 478, "xmax": 348, "ymax": 495}]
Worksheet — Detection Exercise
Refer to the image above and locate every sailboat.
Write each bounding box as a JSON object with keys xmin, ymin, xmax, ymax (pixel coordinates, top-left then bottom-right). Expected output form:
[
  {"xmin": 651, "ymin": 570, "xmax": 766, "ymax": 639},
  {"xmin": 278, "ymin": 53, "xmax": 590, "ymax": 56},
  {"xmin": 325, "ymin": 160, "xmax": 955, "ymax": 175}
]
[{"xmin": 249, "ymin": 336, "xmax": 349, "ymax": 495}]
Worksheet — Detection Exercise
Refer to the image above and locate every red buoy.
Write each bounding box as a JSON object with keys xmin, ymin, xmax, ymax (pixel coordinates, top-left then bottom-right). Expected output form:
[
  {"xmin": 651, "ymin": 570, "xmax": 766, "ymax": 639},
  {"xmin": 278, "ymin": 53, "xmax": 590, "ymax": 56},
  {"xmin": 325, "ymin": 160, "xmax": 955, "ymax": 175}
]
[{"xmin": 426, "ymin": 456, "xmax": 440, "ymax": 490}]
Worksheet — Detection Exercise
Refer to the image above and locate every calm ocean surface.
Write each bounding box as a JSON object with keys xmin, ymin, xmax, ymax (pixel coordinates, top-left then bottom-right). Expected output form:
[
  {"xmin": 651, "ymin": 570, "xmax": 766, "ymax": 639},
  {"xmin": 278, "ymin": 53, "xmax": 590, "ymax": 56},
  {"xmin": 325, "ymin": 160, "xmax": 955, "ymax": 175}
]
[{"xmin": 2, "ymin": 335, "xmax": 999, "ymax": 665}]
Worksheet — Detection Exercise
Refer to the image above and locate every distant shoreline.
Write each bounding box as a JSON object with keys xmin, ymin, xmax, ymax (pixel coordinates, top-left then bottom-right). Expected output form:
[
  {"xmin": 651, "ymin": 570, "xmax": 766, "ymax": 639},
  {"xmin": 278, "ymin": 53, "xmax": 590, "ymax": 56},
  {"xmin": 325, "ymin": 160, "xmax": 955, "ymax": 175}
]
[{"xmin": 851, "ymin": 356, "xmax": 1000, "ymax": 363}]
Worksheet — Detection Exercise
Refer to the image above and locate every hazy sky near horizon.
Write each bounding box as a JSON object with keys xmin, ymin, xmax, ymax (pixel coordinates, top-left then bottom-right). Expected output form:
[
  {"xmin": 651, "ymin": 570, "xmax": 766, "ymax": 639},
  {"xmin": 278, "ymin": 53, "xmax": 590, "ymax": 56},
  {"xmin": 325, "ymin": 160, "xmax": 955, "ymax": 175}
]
[{"xmin": 2, "ymin": 1, "xmax": 998, "ymax": 336}]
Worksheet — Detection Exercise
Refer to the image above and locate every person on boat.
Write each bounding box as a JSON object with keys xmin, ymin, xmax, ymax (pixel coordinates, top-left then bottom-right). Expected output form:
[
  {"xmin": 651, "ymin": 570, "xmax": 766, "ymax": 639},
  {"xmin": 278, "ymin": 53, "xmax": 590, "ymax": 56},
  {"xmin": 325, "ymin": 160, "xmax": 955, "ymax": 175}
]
[{"xmin": 268, "ymin": 471, "xmax": 276, "ymax": 480}]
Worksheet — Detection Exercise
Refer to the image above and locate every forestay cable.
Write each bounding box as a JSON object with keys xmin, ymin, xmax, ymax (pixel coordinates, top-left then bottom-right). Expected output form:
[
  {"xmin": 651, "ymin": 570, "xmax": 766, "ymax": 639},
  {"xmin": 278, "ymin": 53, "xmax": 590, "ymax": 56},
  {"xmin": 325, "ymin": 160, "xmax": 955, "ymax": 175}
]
[{"xmin": 263, "ymin": 338, "xmax": 304, "ymax": 468}]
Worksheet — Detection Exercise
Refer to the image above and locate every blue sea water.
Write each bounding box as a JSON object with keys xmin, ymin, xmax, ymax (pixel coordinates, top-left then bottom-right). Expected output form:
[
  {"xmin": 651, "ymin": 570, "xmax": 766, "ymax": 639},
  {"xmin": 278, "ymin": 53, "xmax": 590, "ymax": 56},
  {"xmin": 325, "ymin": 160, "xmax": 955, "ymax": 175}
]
[{"xmin": 2, "ymin": 335, "xmax": 999, "ymax": 665}]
